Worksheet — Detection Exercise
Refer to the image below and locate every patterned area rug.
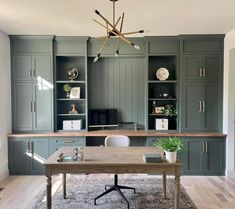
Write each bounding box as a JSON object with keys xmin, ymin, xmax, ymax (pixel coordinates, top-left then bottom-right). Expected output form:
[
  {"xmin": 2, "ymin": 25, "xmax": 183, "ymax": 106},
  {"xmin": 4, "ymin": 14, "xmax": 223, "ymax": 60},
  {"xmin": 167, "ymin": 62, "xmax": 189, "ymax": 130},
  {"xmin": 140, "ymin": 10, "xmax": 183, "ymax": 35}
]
[{"xmin": 32, "ymin": 174, "xmax": 197, "ymax": 209}]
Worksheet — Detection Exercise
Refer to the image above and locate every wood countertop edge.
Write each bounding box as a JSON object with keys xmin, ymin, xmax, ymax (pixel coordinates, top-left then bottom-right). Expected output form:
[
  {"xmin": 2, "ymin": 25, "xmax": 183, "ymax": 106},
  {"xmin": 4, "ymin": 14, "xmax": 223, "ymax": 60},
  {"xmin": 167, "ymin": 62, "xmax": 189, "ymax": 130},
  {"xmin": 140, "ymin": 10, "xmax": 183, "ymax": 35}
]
[{"xmin": 8, "ymin": 130, "xmax": 227, "ymax": 138}]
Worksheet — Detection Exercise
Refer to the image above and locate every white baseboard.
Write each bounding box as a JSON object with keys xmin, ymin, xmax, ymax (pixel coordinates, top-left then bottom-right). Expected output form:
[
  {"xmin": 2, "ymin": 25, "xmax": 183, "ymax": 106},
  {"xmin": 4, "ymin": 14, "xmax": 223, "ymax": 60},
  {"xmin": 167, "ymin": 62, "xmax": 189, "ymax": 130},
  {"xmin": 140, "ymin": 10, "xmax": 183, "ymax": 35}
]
[{"xmin": 226, "ymin": 169, "xmax": 235, "ymax": 177}]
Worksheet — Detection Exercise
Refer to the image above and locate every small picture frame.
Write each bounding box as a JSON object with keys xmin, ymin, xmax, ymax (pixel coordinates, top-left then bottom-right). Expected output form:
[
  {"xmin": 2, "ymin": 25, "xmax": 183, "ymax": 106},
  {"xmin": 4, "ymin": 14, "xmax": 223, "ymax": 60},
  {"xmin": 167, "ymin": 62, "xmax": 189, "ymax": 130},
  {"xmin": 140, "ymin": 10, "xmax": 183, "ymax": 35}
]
[
  {"xmin": 70, "ymin": 87, "xmax": 81, "ymax": 99},
  {"xmin": 155, "ymin": 106, "xmax": 164, "ymax": 114}
]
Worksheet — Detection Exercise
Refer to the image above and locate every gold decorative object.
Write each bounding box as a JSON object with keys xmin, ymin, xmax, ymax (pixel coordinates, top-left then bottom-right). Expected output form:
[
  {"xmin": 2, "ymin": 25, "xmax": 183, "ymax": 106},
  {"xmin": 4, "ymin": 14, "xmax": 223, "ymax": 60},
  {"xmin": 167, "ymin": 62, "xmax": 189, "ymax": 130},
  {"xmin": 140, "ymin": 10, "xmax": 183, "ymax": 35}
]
[
  {"xmin": 69, "ymin": 104, "xmax": 78, "ymax": 114},
  {"xmin": 67, "ymin": 67, "xmax": 79, "ymax": 81},
  {"xmin": 93, "ymin": 0, "xmax": 145, "ymax": 62}
]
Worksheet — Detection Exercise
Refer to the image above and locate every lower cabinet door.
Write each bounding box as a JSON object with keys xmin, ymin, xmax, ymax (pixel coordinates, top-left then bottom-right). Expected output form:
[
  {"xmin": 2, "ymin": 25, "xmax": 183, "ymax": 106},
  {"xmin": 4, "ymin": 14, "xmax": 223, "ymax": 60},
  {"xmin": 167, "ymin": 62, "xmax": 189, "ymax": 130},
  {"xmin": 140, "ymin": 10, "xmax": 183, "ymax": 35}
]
[
  {"xmin": 203, "ymin": 138, "xmax": 225, "ymax": 175},
  {"xmin": 181, "ymin": 137, "xmax": 226, "ymax": 175},
  {"xmin": 30, "ymin": 138, "xmax": 49, "ymax": 174},
  {"xmin": 181, "ymin": 138, "xmax": 204, "ymax": 175},
  {"xmin": 9, "ymin": 138, "xmax": 31, "ymax": 175}
]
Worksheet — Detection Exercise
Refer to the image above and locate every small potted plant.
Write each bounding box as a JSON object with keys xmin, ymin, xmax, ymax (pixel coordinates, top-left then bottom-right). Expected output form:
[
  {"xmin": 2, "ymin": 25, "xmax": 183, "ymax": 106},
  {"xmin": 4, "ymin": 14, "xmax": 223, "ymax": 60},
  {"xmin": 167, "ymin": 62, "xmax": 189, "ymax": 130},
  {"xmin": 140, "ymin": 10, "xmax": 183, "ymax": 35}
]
[
  {"xmin": 63, "ymin": 84, "xmax": 72, "ymax": 98},
  {"xmin": 153, "ymin": 137, "xmax": 184, "ymax": 163},
  {"xmin": 163, "ymin": 105, "xmax": 176, "ymax": 117}
]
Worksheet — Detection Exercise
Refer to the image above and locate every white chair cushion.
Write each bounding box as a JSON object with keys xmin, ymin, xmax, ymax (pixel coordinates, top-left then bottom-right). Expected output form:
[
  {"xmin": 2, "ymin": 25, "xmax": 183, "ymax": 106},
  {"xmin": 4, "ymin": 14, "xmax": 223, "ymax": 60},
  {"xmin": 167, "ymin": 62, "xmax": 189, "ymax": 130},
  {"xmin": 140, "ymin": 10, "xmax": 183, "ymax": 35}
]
[{"xmin": 105, "ymin": 135, "xmax": 130, "ymax": 147}]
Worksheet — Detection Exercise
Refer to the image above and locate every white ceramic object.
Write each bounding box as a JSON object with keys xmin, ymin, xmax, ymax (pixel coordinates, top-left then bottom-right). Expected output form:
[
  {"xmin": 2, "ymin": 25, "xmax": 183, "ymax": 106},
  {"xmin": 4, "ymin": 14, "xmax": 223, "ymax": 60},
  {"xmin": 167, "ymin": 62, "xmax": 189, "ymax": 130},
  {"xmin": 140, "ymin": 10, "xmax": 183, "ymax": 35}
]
[
  {"xmin": 156, "ymin": 67, "xmax": 169, "ymax": 80},
  {"xmin": 165, "ymin": 151, "xmax": 177, "ymax": 163}
]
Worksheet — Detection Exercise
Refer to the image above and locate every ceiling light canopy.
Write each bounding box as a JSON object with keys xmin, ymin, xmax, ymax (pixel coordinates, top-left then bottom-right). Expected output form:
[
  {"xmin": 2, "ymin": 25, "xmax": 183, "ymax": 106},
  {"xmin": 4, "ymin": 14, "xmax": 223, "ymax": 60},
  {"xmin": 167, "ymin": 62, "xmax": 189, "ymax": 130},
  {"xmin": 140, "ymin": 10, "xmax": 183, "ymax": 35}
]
[{"xmin": 93, "ymin": 0, "xmax": 145, "ymax": 62}]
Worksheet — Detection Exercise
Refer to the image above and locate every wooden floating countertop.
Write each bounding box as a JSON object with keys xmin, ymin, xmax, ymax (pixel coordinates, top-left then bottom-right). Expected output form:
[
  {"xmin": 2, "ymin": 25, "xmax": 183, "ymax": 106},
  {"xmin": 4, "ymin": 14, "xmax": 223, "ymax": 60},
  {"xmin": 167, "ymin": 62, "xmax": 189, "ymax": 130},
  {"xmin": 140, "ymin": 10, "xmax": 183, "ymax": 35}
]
[{"xmin": 8, "ymin": 130, "xmax": 227, "ymax": 138}]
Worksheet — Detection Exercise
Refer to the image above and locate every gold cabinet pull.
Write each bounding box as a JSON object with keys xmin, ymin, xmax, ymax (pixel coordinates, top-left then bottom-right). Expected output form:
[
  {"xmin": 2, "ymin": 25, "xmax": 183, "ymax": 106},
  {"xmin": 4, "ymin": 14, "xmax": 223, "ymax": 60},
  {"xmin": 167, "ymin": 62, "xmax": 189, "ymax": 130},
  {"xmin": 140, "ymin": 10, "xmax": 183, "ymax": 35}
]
[
  {"xmin": 199, "ymin": 100, "xmax": 202, "ymax": 112},
  {"xmin": 201, "ymin": 141, "xmax": 205, "ymax": 153},
  {"xmin": 33, "ymin": 57, "xmax": 36, "ymax": 77},
  {"xmin": 30, "ymin": 101, "xmax": 33, "ymax": 112},
  {"xmin": 29, "ymin": 68, "xmax": 32, "ymax": 77},
  {"xmin": 34, "ymin": 101, "xmax": 36, "ymax": 112},
  {"xmin": 202, "ymin": 100, "xmax": 205, "ymax": 113},
  {"xmin": 199, "ymin": 68, "xmax": 202, "ymax": 77},
  {"xmin": 63, "ymin": 140, "xmax": 74, "ymax": 143},
  {"xmin": 203, "ymin": 68, "xmax": 206, "ymax": 77}
]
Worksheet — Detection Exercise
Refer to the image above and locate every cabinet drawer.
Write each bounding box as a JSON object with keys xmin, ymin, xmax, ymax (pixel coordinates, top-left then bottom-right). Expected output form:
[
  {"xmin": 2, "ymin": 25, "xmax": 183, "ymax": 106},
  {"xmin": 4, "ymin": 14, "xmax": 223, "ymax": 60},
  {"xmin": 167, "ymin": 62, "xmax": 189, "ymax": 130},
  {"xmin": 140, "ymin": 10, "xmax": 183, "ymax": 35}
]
[{"xmin": 52, "ymin": 137, "xmax": 85, "ymax": 145}]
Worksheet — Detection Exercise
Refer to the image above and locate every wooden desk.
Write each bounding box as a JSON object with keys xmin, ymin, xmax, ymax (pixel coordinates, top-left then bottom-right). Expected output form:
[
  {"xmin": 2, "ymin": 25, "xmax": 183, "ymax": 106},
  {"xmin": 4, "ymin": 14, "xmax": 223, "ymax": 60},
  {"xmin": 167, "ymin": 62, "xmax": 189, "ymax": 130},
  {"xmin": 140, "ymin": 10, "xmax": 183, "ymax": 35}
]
[{"xmin": 44, "ymin": 146, "xmax": 182, "ymax": 209}]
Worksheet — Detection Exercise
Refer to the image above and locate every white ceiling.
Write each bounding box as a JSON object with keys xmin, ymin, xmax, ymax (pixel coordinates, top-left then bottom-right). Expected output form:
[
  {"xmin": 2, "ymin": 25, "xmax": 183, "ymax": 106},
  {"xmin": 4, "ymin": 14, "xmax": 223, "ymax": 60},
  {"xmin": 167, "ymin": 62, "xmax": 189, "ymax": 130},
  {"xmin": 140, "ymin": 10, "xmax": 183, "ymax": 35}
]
[{"xmin": 1, "ymin": 0, "xmax": 235, "ymax": 36}]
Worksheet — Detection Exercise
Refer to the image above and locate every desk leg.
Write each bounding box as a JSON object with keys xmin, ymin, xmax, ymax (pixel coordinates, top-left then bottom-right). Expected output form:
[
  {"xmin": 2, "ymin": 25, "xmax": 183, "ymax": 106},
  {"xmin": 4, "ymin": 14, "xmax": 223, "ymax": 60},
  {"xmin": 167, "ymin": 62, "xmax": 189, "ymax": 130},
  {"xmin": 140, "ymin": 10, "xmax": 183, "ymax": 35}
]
[
  {"xmin": 62, "ymin": 173, "xmax": 66, "ymax": 199},
  {"xmin": 162, "ymin": 172, "xmax": 166, "ymax": 199},
  {"xmin": 46, "ymin": 167, "xmax": 52, "ymax": 209},
  {"xmin": 174, "ymin": 168, "xmax": 181, "ymax": 209}
]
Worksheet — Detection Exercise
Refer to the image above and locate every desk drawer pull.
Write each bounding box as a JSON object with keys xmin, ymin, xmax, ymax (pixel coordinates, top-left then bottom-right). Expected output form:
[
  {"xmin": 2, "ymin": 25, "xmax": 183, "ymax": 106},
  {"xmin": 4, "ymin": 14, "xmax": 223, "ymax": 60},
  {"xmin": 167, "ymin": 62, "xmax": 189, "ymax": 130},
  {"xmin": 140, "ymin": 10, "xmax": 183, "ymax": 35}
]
[{"xmin": 61, "ymin": 140, "xmax": 74, "ymax": 144}]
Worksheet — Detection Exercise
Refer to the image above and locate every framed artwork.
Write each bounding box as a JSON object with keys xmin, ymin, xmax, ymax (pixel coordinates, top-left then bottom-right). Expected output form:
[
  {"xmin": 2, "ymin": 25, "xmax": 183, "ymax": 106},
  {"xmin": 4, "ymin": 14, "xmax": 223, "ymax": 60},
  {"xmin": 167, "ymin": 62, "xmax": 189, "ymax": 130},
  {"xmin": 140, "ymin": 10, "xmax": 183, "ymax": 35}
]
[
  {"xmin": 70, "ymin": 87, "xmax": 81, "ymax": 99},
  {"xmin": 155, "ymin": 106, "xmax": 164, "ymax": 114}
]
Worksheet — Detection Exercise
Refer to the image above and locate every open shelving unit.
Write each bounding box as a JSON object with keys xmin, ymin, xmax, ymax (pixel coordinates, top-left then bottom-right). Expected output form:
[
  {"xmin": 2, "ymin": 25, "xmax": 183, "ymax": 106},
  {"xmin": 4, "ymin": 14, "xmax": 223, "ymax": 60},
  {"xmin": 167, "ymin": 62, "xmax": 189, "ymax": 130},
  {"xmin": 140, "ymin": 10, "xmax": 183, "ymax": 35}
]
[
  {"xmin": 55, "ymin": 56, "xmax": 87, "ymax": 132},
  {"xmin": 147, "ymin": 55, "xmax": 179, "ymax": 131}
]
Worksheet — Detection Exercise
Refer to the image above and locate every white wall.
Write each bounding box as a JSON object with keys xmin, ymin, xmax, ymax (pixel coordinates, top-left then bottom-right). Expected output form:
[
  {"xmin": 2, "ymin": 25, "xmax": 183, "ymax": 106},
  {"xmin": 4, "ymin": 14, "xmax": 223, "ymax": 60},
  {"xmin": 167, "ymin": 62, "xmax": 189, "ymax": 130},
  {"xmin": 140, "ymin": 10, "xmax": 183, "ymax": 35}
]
[
  {"xmin": 224, "ymin": 29, "xmax": 235, "ymax": 176},
  {"xmin": 0, "ymin": 31, "xmax": 11, "ymax": 181}
]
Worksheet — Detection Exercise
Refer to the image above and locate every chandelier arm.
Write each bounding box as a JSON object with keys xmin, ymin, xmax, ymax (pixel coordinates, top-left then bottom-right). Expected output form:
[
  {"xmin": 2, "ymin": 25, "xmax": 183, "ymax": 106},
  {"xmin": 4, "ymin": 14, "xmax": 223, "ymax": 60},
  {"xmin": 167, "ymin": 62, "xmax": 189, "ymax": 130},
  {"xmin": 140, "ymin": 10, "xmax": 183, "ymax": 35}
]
[
  {"xmin": 99, "ymin": 36, "xmax": 110, "ymax": 54},
  {"xmin": 113, "ymin": 0, "xmax": 115, "ymax": 26},
  {"xmin": 93, "ymin": 19, "xmax": 112, "ymax": 31},
  {"xmin": 114, "ymin": 16, "xmax": 121, "ymax": 28},
  {"xmin": 106, "ymin": 22, "xmax": 109, "ymax": 36},
  {"xmin": 94, "ymin": 35, "xmax": 110, "ymax": 62},
  {"xmin": 95, "ymin": 36, "xmax": 108, "ymax": 39},
  {"xmin": 120, "ymin": 12, "xmax": 125, "ymax": 32},
  {"xmin": 115, "ymin": 37, "xmax": 121, "ymax": 56},
  {"xmin": 122, "ymin": 30, "xmax": 145, "ymax": 36},
  {"xmin": 95, "ymin": 10, "xmax": 115, "ymax": 30}
]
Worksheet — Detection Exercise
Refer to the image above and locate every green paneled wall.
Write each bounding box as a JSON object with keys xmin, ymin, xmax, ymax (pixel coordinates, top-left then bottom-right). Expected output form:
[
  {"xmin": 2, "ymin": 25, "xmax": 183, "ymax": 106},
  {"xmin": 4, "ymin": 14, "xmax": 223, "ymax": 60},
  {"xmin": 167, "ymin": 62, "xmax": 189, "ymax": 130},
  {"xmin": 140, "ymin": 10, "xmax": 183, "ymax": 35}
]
[{"xmin": 88, "ymin": 57, "xmax": 145, "ymax": 128}]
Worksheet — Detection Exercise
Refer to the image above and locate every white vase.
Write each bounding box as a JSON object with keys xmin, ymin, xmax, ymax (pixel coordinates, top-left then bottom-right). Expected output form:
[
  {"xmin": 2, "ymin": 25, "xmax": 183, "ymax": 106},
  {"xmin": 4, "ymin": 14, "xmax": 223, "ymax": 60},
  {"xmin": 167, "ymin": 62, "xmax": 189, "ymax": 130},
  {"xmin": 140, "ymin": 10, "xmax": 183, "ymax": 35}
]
[{"xmin": 165, "ymin": 151, "xmax": 177, "ymax": 163}]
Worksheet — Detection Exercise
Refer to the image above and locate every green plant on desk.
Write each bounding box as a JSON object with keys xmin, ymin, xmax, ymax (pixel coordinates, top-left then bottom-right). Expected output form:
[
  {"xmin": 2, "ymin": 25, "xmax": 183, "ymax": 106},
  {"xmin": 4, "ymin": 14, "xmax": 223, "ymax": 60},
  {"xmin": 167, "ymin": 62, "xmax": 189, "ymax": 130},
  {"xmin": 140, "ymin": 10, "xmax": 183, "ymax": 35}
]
[{"xmin": 152, "ymin": 137, "xmax": 185, "ymax": 163}]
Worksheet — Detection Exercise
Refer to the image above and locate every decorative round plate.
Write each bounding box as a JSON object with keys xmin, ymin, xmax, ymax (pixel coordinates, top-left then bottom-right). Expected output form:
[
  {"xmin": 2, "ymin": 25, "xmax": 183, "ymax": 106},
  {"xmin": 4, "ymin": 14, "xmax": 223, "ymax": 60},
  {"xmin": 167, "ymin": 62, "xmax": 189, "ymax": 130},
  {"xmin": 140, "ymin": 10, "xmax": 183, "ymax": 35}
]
[{"xmin": 156, "ymin": 67, "xmax": 169, "ymax": 80}]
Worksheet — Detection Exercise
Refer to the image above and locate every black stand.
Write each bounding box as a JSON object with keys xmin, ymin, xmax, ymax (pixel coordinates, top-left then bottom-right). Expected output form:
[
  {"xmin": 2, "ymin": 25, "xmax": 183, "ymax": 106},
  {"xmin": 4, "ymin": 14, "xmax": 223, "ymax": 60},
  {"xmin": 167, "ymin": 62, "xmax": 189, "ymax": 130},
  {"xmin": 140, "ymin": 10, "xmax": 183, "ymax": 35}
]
[{"xmin": 94, "ymin": 174, "xmax": 135, "ymax": 209}]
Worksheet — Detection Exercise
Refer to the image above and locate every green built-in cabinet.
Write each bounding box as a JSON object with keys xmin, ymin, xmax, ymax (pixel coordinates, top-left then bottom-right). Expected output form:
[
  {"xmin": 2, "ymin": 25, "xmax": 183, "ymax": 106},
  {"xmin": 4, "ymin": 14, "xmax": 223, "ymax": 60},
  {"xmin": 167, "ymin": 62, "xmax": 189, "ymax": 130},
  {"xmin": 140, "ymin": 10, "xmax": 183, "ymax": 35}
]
[
  {"xmin": 8, "ymin": 138, "xmax": 49, "ymax": 175},
  {"xmin": 146, "ymin": 37, "xmax": 179, "ymax": 131},
  {"xmin": 182, "ymin": 54, "xmax": 222, "ymax": 80},
  {"xmin": 13, "ymin": 82, "xmax": 53, "ymax": 131},
  {"xmin": 181, "ymin": 82, "xmax": 223, "ymax": 131},
  {"xmin": 147, "ymin": 136, "xmax": 225, "ymax": 175},
  {"xmin": 8, "ymin": 137, "xmax": 86, "ymax": 175},
  {"xmin": 181, "ymin": 137, "xmax": 225, "ymax": 175},
  {"xmin": 11, "ymin": 36, "xmax": 54, "ymax": 133},
  {"xmin": 180, "ymin": 35, "xmax": 224, "ymax": 132},
  {"xmin": 9, "ymin": 35, "xmax": 226, "ymax": 176},
  {"xmin": 9, "ymin": 136, "xmax": 224, "ymax": 175},
  {"xmin": 54, "ymin": 37, "xmax": 89, "ymax": 132}
]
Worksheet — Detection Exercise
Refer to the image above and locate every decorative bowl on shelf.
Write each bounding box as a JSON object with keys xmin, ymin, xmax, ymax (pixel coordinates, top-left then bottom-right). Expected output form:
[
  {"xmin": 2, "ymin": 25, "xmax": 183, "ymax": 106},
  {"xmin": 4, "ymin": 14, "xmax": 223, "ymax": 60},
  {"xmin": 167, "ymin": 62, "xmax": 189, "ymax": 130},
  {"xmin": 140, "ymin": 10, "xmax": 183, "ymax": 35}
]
[{"xmin": 156, "ymin": 67, "xmax": 169, "ymax": 80}]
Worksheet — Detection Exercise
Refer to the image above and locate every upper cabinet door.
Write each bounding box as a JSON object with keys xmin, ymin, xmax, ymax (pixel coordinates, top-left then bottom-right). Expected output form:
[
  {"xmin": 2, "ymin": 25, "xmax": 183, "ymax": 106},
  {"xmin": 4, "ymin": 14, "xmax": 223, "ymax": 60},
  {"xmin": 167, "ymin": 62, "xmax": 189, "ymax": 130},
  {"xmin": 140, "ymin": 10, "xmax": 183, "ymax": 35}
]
[
  {"xmin": 181, "ymin": 83, "xmax": 202, "ymax": 131},
  {"xmin": 13, "ymin": 83, "xmax": 33, "ymax": 132},
  {"xmin": 182, "ymin": 55, "xmax": 201, "ymax": 80},
  {"xmin": 33, "ymin": 55, "xmax": 52, "ymax": 82},
  {"xmin": 33, "ymin": 83, "xmax": 53, "ymax": 131},
  {"xmin": 203, "ymin": 82, "xmax": 222, "ymax": 131},
  {"xmin": 202, "ymin": 55, "xmax": 222, "ymax": 80},
  {"xmin": 182, "ymin": 54, "xmax": 222, "ymax": 81},
  {"xmin": 13, "ymin": 55, "xmax": 32, "ymax": 81}
]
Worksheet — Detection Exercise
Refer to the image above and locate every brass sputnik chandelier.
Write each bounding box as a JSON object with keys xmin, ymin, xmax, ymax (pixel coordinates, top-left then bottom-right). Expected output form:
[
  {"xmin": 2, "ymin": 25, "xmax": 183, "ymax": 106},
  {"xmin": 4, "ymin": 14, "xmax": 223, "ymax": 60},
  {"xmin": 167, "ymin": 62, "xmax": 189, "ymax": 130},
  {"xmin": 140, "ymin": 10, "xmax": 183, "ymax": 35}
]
[{"xmin": 93, "ymin": 0, "xmax": 145, "ymax": 62}]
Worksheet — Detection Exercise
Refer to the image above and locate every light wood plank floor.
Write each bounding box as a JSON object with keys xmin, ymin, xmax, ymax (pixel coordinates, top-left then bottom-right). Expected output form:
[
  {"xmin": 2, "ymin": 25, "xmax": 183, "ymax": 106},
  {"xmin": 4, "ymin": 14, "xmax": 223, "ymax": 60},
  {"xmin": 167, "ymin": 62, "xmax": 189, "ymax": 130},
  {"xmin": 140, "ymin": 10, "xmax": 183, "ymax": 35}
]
[{"xmin": 1, "ymin": 175, "xmax": 235, "ymax": 209}]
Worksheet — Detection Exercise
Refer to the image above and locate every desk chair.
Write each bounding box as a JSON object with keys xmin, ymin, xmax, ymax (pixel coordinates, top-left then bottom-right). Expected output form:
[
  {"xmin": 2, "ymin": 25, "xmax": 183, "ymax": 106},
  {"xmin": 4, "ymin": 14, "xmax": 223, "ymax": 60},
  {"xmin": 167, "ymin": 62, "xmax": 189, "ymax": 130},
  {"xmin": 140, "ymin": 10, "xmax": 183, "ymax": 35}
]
[{"xmin": 94, "ymin": 135, "xmax": 135, "ymax": 209}]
